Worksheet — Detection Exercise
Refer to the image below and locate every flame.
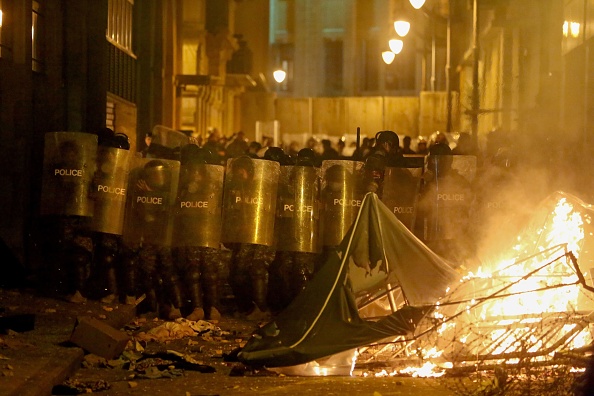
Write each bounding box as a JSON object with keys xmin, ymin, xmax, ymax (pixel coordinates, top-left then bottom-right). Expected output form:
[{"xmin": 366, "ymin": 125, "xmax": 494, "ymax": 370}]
[{"xmin": 366, "ymin": 194, "xmax": 594, "ymax": 379}]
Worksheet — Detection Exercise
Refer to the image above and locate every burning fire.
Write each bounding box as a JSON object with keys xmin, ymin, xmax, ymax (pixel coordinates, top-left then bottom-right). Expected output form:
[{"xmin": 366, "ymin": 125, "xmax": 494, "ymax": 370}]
[{"xmin": 368, "ymin": 192, "xmax": 594, "ymax": 378}]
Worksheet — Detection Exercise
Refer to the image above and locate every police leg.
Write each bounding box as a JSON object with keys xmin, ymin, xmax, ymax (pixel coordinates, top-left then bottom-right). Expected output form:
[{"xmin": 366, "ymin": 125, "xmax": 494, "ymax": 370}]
[
  {"xmin": 291, "ymin": 252, "xmax": 316, "ymax": 300},
  {"xmin": 93, "ymin": 233, "xmax": 120, "ymax": 303},
  {"xmin": 201, "ymin": 247, "xmax": 222, "ymax": 320},
  {"xmin": 249, "ymin": 244, "xmax": 275, "ymax": 315},
  {"xmin": 229, "ymin": 243, "xmax": 255, "ymax": 313},
  {"xmin": 183, "ymin": 247, "xmax": 205, "ymax": 321},
  {"xmin": 138, "ymin": 245, "xmax": 159, "ymax": 313},
  {"xmin": 63, "ymin": 218, "xmax": 93, "ymax": 302},
  {"xmin": 157, "ymin": 247, "xmax": 183, "ymax": 320},
  {"xmin": 120, "ymin": 246, "xmax": 140, "ymax": 305},
  {"xmin": 266, "ymin": 251, "xmax": 286, "ymax": 314},
  {"xmin": 39, "ymin": 216, "xmax": 68, "ymax": 296}
]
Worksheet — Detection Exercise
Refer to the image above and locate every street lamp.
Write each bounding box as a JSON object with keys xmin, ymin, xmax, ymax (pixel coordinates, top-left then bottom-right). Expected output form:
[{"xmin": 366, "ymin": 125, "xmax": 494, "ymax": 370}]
[
  {"xmin": 273, "ymin": 69, "xmax": 286, "ymax": 84},
  {"xmin": 388, "ymin": 39, "xmax": 404, "ymax": 54},
  {"xmin": 409, "ymin": 0, "xmax": 426, "ymax": 9},
  {"xmin": 394, "ymin": 20, "xmax": 410, "ymax": 37},
  {"xmin": 382, "ymin": 51, "xmax": 396, "ymax": 65}
]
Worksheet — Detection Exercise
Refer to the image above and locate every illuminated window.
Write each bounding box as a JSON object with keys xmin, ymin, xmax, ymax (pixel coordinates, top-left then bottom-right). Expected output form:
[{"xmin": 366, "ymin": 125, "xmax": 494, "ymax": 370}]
[
  {"xmin": 0, "ymin": 0, "xmax": 9, "ymax": 60},
  {"xmin": 32, "ymin": 0, "xmax": 43, "ymax": 71},
  {"xmin": 0, "ymin": 0, "xmax": 3, "ymax": 57},
  {"xmin": 107, "ymin": 0, "xmax": 134, "ymax": 53}
]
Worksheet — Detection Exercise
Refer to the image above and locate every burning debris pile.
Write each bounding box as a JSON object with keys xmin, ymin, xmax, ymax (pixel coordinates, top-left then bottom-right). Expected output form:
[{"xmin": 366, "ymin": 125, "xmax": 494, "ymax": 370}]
[{"xmin": 356, "ymin": 191, "xmax": 594, "ymax": 394}]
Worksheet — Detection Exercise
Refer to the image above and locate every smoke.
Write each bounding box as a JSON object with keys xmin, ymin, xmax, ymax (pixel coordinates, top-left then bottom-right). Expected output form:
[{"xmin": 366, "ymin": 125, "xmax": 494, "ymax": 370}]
[{"xmin": 469, "ymin": 162, "xmax": 567, "ymax": 270}]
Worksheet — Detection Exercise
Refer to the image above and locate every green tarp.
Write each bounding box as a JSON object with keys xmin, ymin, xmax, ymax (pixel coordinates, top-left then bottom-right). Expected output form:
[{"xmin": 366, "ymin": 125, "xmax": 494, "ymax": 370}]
[{"xmin": 238, "ymin": 192, "xmax": 459, "ymax": 367}]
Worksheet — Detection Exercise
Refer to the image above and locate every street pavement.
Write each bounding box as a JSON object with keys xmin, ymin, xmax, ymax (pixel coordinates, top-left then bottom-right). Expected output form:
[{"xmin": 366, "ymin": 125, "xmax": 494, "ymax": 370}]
[{"xmin": 0, "ymin": 287, "xmax": 456, "ymax": 396}]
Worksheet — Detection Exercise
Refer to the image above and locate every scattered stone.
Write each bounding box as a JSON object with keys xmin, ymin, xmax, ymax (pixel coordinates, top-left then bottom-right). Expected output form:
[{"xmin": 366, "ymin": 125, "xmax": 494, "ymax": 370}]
[
  {"xmin": 70, "ymin": 316, "xmax": 130, "ymax": 359},
  {"xmin": 67, "ymin": 291, "xmax": 87, "ymax": 304},
  {"xmin": 82, "ymin": 354, "xmax": 107, "ymax": 368}
]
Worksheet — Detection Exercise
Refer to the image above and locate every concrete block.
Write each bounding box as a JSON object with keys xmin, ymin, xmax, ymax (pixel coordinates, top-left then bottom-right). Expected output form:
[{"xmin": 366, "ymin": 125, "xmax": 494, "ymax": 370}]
[{"xmin": 69, "ymin": 316, "xmax": 129, "ymax": 359}]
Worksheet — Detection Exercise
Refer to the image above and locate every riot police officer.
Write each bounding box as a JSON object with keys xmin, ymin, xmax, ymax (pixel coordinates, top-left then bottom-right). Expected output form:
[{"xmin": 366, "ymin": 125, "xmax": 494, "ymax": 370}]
[
  {"xmin": 121, "ymin": 156, "xmax": 181, "ymax": 318},
  {"xmin": 418, "ymin": 143, "xmax": 474, "ymax": 263},
  {"xmin": 370, "ymin": 130, "xmax": 405, "ymax": 167},
  {"xmin": 88, "ymin": 129, "xmax": 131, "ymax": 303},
  {"xmin": 172, "ymin": 145, "xmax": 225, "ymax": 320},
  {"xmin": 39, "ymin": 132, "xmax": 98, "ymax": 301},
  {"xmin": 268, "ymin": 148, "xmax": 321, "ymax": 313},
  {"xmin": 222, "ymin": 152, "xmax": 280, "ymax": 318}
]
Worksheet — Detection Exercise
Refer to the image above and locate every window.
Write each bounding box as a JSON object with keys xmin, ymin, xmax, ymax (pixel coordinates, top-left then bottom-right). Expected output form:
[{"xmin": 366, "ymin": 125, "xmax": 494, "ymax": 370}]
[
  {"xmin": 107, "ymin": 0, "xmax": 133, "ymax": 54},
  {"xmin": 32, "ymin": 0, "xmax": 43, "ymax": 71},
  {"xmin": 324, "ymin": 38, "xmax": 343, "ymax": 93},
  {"xmin": 0, "ymin": 0, "xmax": 3, "ymax": 53}
]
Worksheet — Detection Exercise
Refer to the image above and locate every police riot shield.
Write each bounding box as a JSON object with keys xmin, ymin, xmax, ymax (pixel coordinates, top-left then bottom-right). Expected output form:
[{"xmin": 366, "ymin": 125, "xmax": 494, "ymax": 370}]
[
  {"xmin": 221, "ymin": 157, "xmax": 280, "ymax": 246},
  {"xmin": 320, "ymin": 160, "xmax": 365, "ymax": 247},
  {"xmin": 275, "ymin": 165, "xmax": 321, "ymax": 253},
  {"xmin": 151, "ymin": 125, "xmax": 190, "ymax": 149},
  {"xmin": 122, "ymin": 157, "xmax": 180, "ymax": 247},
  {"xmin": 40, "ymin": 132, "xmax": 98, "ymax": 217},
  {"xmin": 420, "ymin": 155, "xmax": 476, "ymax": 241},
  {"xmin": 89, "ymin": 146, "xmax": 131, "ymax": 235},
  {"xmin": 173, "ymin": 164, "xmax": 224, "ymax": 248},
  {"xmin": 380, "ymin": 167, "xmax": 423, "ymax": 231}
]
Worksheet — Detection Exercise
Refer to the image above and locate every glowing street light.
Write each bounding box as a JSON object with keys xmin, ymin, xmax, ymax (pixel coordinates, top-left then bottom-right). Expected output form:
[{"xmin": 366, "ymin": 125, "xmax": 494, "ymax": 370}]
[
  {"xmin": 382, "ymin": 51, "xmax": 396, "ymax": 65},
  {"xmin": 394, "ymin": 20, "xmax": 410, "ymax": 37},
  {"xmin": 409, "ymin": 0, "xmax": 426, "ymax": 9},
  {"xmin": 273, "ymin": 69, "xmax": 287, "ymax": 83},
  {"xmin": 388, "ymin": 39, "xmax": 404, "ymax": 54}
]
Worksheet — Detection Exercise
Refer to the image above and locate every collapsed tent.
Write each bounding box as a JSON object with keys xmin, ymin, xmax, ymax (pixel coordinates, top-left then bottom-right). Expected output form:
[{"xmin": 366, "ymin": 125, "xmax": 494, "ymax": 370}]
[{"xmin": 238, "ymin": 192, "xmax": 460, "ymax": 367}]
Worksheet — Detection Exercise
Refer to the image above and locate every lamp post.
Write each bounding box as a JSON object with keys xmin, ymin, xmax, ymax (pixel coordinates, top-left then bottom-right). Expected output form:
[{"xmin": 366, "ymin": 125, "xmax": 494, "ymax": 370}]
[
  {"xmin": 470, "ymin": 0, "xmax": 479, "ymax": 144},
  {"xmin": 406, "ymin": 0, "xmax": 453, "ymax": 133}
]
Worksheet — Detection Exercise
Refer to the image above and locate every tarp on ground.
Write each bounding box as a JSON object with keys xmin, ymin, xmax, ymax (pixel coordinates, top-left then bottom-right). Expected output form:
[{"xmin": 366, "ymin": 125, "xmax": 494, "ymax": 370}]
[{"xmin": 238, "ymin": 192, "xmax": 460, "ymax": 367}]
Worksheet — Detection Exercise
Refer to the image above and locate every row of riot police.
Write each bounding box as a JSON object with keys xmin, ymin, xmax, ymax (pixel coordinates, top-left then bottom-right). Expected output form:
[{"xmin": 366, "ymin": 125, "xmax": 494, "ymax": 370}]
[{"xmin": 39, "ymin": 130, "xmax": 510, "ymax": 319}]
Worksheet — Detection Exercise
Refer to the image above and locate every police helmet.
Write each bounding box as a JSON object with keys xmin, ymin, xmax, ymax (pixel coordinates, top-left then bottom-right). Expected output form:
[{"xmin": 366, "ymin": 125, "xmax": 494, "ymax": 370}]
[
  {"xmin": 142, "ymin": 160, "xmax": 170, "ymax": 190},
  {"xmin": 296, "ymin": 148, "xmax": 317, "ymax": 167},
  {"xmin": 180, "ymin": 144, "xmax": 215, "ymax": 165},
  {"xmin": 375, "ymin": 130, "xmax": 399, "ymax": 145},
  {"xmin": 264, "ymin": 147, "xmax": 287, "ymax": 164}
]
